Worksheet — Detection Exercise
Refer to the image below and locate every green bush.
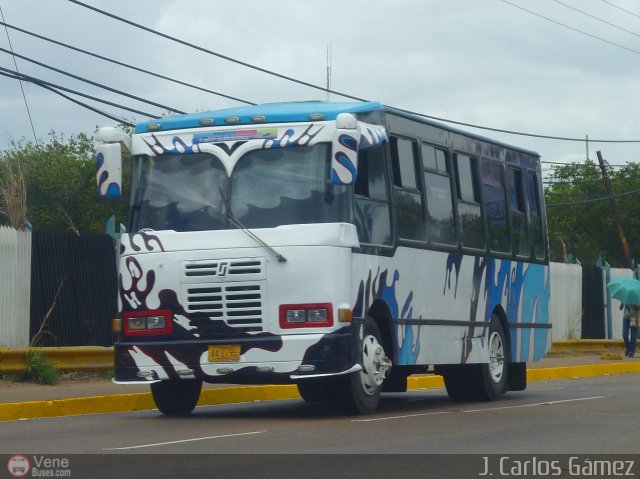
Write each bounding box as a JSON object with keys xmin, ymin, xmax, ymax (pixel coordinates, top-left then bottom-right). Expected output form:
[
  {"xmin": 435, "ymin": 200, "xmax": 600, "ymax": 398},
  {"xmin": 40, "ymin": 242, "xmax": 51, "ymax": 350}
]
[{"xmin": 24, "ymin": 350, "xmax": 59, "ymax": 385}]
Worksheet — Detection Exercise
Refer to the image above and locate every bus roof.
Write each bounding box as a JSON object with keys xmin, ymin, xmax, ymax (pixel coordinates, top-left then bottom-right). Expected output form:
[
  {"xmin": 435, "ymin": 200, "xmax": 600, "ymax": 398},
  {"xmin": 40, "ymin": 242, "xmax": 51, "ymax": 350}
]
[
  {"xmin": 135, "ymin": 101, "xmax": 539, "ymax": 157},
  {"xmin": 134, "ymin": 101, "xmax": 384, "ymax": 133}
]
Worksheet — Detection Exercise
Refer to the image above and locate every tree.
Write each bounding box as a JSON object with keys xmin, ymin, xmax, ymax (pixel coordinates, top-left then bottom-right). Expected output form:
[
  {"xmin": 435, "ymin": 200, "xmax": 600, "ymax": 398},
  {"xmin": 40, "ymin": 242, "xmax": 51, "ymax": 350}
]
[
  {"xmin": 0, "ymin": 157, "xmax": 27, "ymax": 229},
  {"xmin": 0, "ymin": 132, "xmax": 129, "ymax": 233},
  {"xmin": 545, "ymin": 159, "xmax": 640, "ymax": 267}
]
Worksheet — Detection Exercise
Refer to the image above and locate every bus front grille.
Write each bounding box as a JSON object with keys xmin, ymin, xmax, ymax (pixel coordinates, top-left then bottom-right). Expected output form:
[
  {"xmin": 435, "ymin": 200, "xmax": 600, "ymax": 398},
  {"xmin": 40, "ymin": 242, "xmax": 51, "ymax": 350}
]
[
  {"xmin": 182, "ymin": 258, "xmax": 265, "ymax": 282},
  {"xmin": 184, "ymin": 282, "xmax": 264, "ymax": 334}
]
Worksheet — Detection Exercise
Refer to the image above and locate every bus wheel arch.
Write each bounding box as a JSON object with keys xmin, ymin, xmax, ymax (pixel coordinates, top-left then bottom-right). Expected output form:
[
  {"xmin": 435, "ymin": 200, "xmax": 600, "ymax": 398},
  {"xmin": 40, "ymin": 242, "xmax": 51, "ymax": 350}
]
[
  {"xmin": 491, "ymin": 305, "xmax": 527, "ymax": 391},
  {"xmin": 491, "ymin": 305, "xmax": 511, "ymax": 362},
  {"xmin": 367, "ymin": 299, "xmax": 397, "ymax": 366}
]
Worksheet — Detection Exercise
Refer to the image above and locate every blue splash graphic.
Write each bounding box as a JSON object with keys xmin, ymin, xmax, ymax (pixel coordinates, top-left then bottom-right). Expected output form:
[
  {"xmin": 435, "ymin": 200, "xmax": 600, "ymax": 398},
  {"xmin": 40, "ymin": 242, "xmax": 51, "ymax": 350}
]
[
  {"xmin": 354, "ymin": 268, "xmax": 420, "ymax": 365},
  {"xmin": 445, "ymin": 253, "xmax": 550, "ymax": 362},
  {"xmin": 331, "ymin": 150, "xmax": 357, "ymax": 183},
  {"xmin": 398, "ymin": 291, "xmax": 420, "ymax": 364},
  {"xmin": 358, "ymin": 125, "xmax": 388, "ymax": 149},
  {"xmin": 484, "ymin": 259, "xmax": 511, "ymax": 324},
  {"xmin": 263, "ymin": 124, "xmax": 324, "ymax": 149},
  {"xmin": 267, "ymin": 128, "xmax": 296, "ymax": 148},
  {"xmin": 142, "ymin": 135, "xmax": 197, "ymax": 155},
  {"xmin": 520, "ymin": 264, "xmax": 551, "ymax": 361},
  {"xmin": 444, "ymin": 252, "xmax": 463, "ymax": 297}
]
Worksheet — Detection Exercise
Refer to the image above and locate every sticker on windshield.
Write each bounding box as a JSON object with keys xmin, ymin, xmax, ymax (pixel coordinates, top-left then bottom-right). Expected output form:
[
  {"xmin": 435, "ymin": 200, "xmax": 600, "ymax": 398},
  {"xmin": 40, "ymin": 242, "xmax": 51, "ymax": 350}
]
[{"xmin": 193, "ymin": 128, "xmax": 277, "ymax": 143}]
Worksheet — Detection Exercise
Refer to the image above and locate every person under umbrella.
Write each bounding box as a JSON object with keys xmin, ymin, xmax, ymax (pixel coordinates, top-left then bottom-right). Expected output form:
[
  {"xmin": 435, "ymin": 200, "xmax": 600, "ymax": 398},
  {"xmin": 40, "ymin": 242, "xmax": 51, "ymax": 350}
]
[
  {"xmin": 607, "ymin": 277, "xmax": 640, "ymax": 358},
  {"xmin": 620, "ymin": 303, "xmax": 639, "ymax": 358}
]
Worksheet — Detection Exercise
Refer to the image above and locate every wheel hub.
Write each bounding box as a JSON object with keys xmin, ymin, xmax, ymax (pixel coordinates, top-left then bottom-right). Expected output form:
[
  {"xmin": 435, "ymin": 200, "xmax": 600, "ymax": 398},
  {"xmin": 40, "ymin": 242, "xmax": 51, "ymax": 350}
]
[
  {"xmin": 360, "ymin": 334, "xmax": 391, "ymax": 395},
  {"xmin": 488, "ymin": 330, "xmax": 505, "ymax": 384}
]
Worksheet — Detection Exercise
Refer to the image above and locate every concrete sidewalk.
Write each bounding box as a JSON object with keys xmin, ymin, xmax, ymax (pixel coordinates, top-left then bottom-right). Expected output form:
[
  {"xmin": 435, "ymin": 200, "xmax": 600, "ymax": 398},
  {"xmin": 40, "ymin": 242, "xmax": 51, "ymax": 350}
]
[{"xmin": 1, "ymin": 352, "xmax": 639, "ymax": 421}]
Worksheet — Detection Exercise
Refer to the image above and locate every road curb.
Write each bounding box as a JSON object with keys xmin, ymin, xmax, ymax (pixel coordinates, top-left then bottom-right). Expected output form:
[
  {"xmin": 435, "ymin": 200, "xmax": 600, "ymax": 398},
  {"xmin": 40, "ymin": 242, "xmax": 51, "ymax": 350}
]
[
  {"xmin": 2, "ymin": 362, "xmax": 640, "ymax": 422},
  {"xmin": 0, "ymin": 341, "xmax": 634, "ymax": 374}
]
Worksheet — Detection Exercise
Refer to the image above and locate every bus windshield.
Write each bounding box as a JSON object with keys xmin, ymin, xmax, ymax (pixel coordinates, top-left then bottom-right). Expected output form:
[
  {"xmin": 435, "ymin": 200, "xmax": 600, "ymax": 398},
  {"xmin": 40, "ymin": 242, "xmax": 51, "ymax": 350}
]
[{"xmin": 129, "ymin": 144, "xmax": 351, "ymax": 232}]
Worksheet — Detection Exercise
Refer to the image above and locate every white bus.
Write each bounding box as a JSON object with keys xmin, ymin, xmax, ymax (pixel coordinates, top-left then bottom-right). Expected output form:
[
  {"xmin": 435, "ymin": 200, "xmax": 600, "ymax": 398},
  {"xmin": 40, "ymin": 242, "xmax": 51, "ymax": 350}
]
[{"xmin": 97, "ymin": 101, "xmax": 551, "ymax": 415}]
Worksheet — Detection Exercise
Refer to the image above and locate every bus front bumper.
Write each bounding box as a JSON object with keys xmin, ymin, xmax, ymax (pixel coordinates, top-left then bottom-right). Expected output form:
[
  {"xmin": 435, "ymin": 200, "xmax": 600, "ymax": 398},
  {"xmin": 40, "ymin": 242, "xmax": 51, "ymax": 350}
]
[{"xmin": 112, "ymin": 322, "xmax": 364, "ymax": 384}]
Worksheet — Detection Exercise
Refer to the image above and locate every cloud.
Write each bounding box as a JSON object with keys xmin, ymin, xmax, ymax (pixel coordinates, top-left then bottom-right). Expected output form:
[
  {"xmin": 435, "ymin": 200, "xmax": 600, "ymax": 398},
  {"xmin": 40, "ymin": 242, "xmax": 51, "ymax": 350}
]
[{"xmin": 1, "ymin": 0, "xmax": 639, "ymax": 165}]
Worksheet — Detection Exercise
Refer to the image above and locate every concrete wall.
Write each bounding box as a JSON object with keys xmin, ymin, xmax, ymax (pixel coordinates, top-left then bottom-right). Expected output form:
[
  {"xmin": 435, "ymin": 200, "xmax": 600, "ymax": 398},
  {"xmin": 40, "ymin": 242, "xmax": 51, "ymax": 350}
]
[
  {"xmin": 549, "ymin": 262, "xmax": 582, "ymax": 340},
  {"xmin": 0, "ymin": 227, "xmax": 31, "ymax": 348}
]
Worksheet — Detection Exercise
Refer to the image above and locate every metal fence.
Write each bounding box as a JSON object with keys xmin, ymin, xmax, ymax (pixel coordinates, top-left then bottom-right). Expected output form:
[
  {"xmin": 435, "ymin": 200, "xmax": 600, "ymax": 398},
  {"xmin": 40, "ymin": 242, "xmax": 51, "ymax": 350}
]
[
  {"xmin": 0, "ymin": 226, "xmax": 32, "ymax": 348},
  {"xmin": 30, "ymin": 231, "xmax": 117, "ymax": 347}
]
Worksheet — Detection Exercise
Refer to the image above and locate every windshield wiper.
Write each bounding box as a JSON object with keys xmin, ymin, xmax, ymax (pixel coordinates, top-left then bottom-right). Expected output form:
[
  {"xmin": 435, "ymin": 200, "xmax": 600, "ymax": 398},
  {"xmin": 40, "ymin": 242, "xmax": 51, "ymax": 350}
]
[{"xmin": 218, "ymin": 187, "xmax": 287, "ymax": 263}]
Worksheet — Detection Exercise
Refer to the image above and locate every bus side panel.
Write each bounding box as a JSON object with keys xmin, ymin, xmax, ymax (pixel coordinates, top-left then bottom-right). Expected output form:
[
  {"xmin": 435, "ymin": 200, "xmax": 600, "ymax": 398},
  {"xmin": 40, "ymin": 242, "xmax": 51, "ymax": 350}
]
[{"xmin": 351, "ymin": 248, "xmax": 551, "ymax": 367}]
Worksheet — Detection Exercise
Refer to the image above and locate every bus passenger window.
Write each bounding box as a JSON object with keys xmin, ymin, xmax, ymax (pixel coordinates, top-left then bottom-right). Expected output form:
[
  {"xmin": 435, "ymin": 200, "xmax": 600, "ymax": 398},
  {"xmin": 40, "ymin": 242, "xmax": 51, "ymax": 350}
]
[
  {"xmin": 526, "ymin": 171, "xmax": 545, "ymax": 259},
  {"xmin": 423, "ymin": 144, "xmax": 456, "ymax": 245},
  {"xmin": 506, "ymin": 166, "xmax": 528, "ymax": 257},
  {"xmin": 422, "ymin": 144, "xmax": 448, "ymax": 172},
  {"xmin": 354, "ymin": 143, "xmax": 392, "ymax": 246},
  {"xmin": 481, "ymin": 160, "xmax": 509, "ymax": 254},
  {"xmin": 391, "ymin": 137, "xmax": 425, "ymax": 242},
  {"xmin": 455, "ymin": 153, "xmax": 484, "ymax": 250}
]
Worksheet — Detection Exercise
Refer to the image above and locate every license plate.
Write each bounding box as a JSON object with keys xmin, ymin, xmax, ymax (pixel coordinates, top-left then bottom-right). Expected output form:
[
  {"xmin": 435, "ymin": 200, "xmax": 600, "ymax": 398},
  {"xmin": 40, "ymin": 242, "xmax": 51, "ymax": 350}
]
[{"xmin": 208, "ymin": 344, "xmax": 241, "ymax": 362}]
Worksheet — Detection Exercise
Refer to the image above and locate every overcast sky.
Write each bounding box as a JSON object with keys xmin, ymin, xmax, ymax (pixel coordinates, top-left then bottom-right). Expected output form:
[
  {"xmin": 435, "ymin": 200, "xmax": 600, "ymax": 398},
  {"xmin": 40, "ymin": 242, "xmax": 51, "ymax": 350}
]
[{"xmin": 2, "ymin": 0, "xmax": 640, "ymax": 179}]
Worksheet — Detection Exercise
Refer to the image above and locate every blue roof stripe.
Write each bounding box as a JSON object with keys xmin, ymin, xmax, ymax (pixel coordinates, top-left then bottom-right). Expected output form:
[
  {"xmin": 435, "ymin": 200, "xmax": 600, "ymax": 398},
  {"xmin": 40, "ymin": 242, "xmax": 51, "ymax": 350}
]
[{"xmin": 135, "ymin": 101, "xmax": 383, "ymax": 133}]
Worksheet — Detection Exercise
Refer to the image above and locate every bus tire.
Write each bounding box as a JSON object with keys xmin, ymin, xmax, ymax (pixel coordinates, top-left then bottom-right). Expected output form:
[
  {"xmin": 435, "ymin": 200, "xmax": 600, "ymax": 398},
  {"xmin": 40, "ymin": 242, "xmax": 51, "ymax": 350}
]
[
  {"xmin": 296, "ymin": 378, "xmax": 337, "ymax": 403},
  {"xmin": 151, "ymin": 379, "xmax": 202, "ymax": 415},
  {"xmin": 340, "ymin": 319, "xmax": 391, "ymax": 415},
  {"xmin": 472, "ymin": 316, "xmax": 508, "ymax": 401},
  {"xmin": 439, "ymin": 365, "xmax": 474, "ymax": 402}
]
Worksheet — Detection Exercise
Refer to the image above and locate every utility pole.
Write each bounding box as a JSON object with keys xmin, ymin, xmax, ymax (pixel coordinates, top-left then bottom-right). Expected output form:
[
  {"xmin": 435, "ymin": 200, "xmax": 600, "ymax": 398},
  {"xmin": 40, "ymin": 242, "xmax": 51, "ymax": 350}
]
[
  {"xmin": 596, "ymin": 150, "xmax": 632, "ymax": 269},
  {"xmin": 585, "ymin": 134, "xmax": 589, "ymax": 161}
]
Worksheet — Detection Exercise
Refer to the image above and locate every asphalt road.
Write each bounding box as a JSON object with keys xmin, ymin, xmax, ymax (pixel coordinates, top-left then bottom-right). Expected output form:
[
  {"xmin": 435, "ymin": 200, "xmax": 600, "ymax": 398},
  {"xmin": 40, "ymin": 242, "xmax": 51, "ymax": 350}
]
[{"xmin": 1, "ymin": 375, "xmax": 639, "ymax": 478}]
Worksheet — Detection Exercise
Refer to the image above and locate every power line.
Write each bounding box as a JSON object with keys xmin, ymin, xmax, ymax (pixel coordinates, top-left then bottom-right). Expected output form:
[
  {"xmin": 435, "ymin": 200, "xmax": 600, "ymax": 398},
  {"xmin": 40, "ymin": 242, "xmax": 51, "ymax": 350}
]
[
  {"xmin": 0, "ymin": 46, "xmax": 185, "ymax": 115},
  {"xmin": 551, "ymin": 0, "xmax": 640, "ymax": 39},
  {"xmin": 499, "ymin": 0, "xmax": 640, "ymax": 56},
  {"xmin": 541, "ymin": 160, "xmax": 630, "ymax": 167},
  {"xmin": 0, "ymin": 70, "xmax": 134, "ymax": 126},
  {"xmin": 69, "ymin": 0, "xmax": 640, "ymax": 144},
  {"xmin": 396, "ymin": 108, "xmax": 640, "ymax": 143},
  {"xmin": 38, "ymin": 82, "xmax": 134, "ymax": 127},
  {"xmin": 67, "ymin": 0, "xmax": 367, "ymax": 103},
  {"xmin": 0, "ymin": 66, "xmax": 160, "ymax": 118},
  {"xmin": 0, "ymin": 4, "xmax": 38, "ymax": 144},
  {"xmin": 546, "ymin": 187, "xmax": 640, "ymax": 206},
  {"xmin": 0, "ymin": 20, "xmax": 255, "ymax": 106},
  {"xmin": 599, "ymin": 0, "xmax": 640, "ymax": 20}
]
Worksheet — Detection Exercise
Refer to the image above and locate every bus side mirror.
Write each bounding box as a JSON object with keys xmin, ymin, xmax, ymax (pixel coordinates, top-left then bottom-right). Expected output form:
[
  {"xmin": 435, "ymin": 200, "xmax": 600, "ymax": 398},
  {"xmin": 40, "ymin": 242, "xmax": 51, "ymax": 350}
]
[
  {"xmin": 331, "ymin": 113, "xmax": 361, "ymax": 185},
  {"xmin": 96, "ymin": 143, "xmax": 123, "ymax": 199}
]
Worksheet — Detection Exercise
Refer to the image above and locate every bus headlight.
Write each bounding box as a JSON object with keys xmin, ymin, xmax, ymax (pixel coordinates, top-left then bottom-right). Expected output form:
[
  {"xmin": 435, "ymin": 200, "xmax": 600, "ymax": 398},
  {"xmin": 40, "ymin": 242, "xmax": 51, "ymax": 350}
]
[
  {"xmin": 123, "ymin": 310, "xmax": 173, "ymax": 336},
  {"xmin": 279, "ymin": 303, "xmax": 333, "ymax": 328}
]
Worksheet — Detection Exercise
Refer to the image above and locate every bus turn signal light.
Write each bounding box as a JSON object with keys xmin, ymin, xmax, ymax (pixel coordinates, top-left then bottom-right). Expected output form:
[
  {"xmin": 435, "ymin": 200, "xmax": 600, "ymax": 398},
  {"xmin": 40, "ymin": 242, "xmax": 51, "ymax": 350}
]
[
  {"xmin": 112, "ymin": 318, "xmax": 122, "ymax": 333},
  {"xmin": 338, "ymin": 307, "xmax": 353, "ymax": 323}
]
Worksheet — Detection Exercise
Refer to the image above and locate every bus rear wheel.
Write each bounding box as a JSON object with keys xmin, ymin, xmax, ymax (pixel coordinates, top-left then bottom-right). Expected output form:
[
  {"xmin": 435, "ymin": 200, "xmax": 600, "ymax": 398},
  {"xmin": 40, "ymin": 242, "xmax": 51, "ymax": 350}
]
[
  {"xmin": 440, "ymin": 365, "xmax": 473, "ymax": 402},
  {"xmin": 151, "ymin": 379, "xmax": 202, "ymax": 415},
  {"xmin": 339, "ymin": 319, "xmax": 391, "ymax": 415},
  {"xmin": 472, "ymin": 316, "xmax": 508, "ymax": 401}
]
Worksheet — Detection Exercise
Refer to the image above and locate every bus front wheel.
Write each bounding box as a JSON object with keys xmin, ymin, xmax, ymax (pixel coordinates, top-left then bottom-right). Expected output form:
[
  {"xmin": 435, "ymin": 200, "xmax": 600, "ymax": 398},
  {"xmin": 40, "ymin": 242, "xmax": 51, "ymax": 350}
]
[
  {"xmin": 151, "ymin": 379, "xmax": 202, "ymax": 415},
  {"xmin": 340, "ymin": 319, "xmax": 391, "ymax": 415},
  {"xmin": 296, "ymin": 378, "xmax": 337, "ymax": 402}
]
